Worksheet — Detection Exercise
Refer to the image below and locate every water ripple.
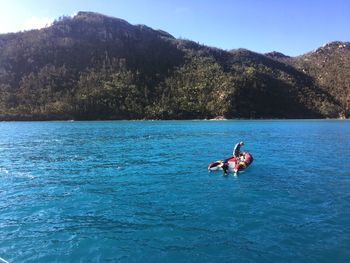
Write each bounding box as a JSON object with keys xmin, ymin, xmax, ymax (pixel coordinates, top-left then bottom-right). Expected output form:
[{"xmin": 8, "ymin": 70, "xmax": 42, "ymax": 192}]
[{"xmin": 0, "ymin": 120, "xmax": 350, "ymax": 262}]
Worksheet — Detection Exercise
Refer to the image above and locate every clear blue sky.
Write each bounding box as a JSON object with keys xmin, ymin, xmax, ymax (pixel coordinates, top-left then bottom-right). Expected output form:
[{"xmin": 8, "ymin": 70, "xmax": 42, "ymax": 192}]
[{"xmin": 0, "ymin": 0, "xmax": 349, "ymax": 56}]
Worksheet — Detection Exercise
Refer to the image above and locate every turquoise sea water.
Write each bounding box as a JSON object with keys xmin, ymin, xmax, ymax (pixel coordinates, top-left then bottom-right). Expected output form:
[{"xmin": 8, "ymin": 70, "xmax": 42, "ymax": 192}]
[{"xmin": 0, "ymin": 120, "xmax": 350, "ymax": 262}]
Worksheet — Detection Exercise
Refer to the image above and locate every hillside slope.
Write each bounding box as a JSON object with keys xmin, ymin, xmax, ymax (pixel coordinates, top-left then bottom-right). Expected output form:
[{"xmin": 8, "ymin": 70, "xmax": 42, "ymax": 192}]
[
  {"xmin": 0, "ymin": 12, "xmax": 347, "ymax": 120},
  {"xmin": 292, "ymin": 42, "xmax": 350, "ymax": 117}
]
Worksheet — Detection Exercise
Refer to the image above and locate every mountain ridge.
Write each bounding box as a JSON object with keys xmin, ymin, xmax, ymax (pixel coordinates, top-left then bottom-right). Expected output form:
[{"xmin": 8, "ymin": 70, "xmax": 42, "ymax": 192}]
[{"xmin": 0, "ymin": 12, "xmax": 349, "ymax": 120}]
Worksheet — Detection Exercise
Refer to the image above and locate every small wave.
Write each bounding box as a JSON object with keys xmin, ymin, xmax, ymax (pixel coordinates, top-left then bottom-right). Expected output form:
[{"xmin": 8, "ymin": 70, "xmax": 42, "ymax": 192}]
[
  {"xmin": 1, "ymin": 169, "xmax": 35, "ymax": 179},
  {"xmin": 16, "ymin": 171, "xmax": 35, "ymax": 179},
  {"xmin": 0, "ymin": 167, "xmax": 9, "ymax": 174},
  {"xmin": 1, "ymin": 168, "xmax": 35, "ymax": 180}
]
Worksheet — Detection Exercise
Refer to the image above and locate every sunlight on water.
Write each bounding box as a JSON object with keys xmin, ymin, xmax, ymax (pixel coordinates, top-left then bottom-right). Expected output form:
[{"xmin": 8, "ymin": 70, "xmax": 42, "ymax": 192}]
[{"xmin": 0, "ymin": 120, "xmax": 350, "ymax": 262}]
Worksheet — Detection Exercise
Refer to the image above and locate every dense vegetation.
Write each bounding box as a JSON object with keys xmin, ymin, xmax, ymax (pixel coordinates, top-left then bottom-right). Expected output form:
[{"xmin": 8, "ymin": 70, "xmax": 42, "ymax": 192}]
[
  {"xmin": 291, "ymin": 42, "xmax": 350, "ymax": 118},
  {"xmin": 0, "ymin": 12, "xmax": 348, "ymax": 120}
]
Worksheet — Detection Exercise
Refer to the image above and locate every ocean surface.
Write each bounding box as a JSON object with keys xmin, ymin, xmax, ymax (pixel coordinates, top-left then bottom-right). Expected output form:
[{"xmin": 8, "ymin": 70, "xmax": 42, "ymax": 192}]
[{"xmin": 0, "ymin": 120, "xmax": 349, "ymax": 262}]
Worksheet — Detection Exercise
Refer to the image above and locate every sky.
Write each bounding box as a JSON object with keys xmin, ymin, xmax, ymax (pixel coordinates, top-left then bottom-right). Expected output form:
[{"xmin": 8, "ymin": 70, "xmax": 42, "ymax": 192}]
[{"xmin": 0, "ymin": 0, "xmax": 349, "ymax": 56}]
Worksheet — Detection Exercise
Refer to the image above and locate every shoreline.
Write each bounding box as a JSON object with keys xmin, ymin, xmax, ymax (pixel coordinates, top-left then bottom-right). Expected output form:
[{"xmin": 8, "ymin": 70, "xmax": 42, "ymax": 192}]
[{"xmin": 0, "ymin": 117, "xmax": 349, "ymax": 122}]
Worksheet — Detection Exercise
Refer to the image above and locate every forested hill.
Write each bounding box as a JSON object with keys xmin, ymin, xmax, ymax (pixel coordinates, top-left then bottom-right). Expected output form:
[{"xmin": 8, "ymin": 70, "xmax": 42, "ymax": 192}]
[{"xmin": 0, "ymin": 12, "xmax": 349, "ymax": 120}]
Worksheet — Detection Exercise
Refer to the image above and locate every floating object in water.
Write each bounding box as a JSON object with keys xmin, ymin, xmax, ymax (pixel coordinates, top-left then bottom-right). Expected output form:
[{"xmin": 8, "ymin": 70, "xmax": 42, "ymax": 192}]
[{"xmin": 208, "ymin": 152, "xmax": 253, "ymax": 174}]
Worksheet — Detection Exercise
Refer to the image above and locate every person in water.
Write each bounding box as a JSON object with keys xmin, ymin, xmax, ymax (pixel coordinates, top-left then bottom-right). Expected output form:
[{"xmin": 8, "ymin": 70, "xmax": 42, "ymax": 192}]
[
  {"xmin": 233, "ymin": 141, "xmax": 244, "ymax": 157},
  {"xmin": 222, "ymin": 160, "xmax": 229, "ymax": 175}
]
